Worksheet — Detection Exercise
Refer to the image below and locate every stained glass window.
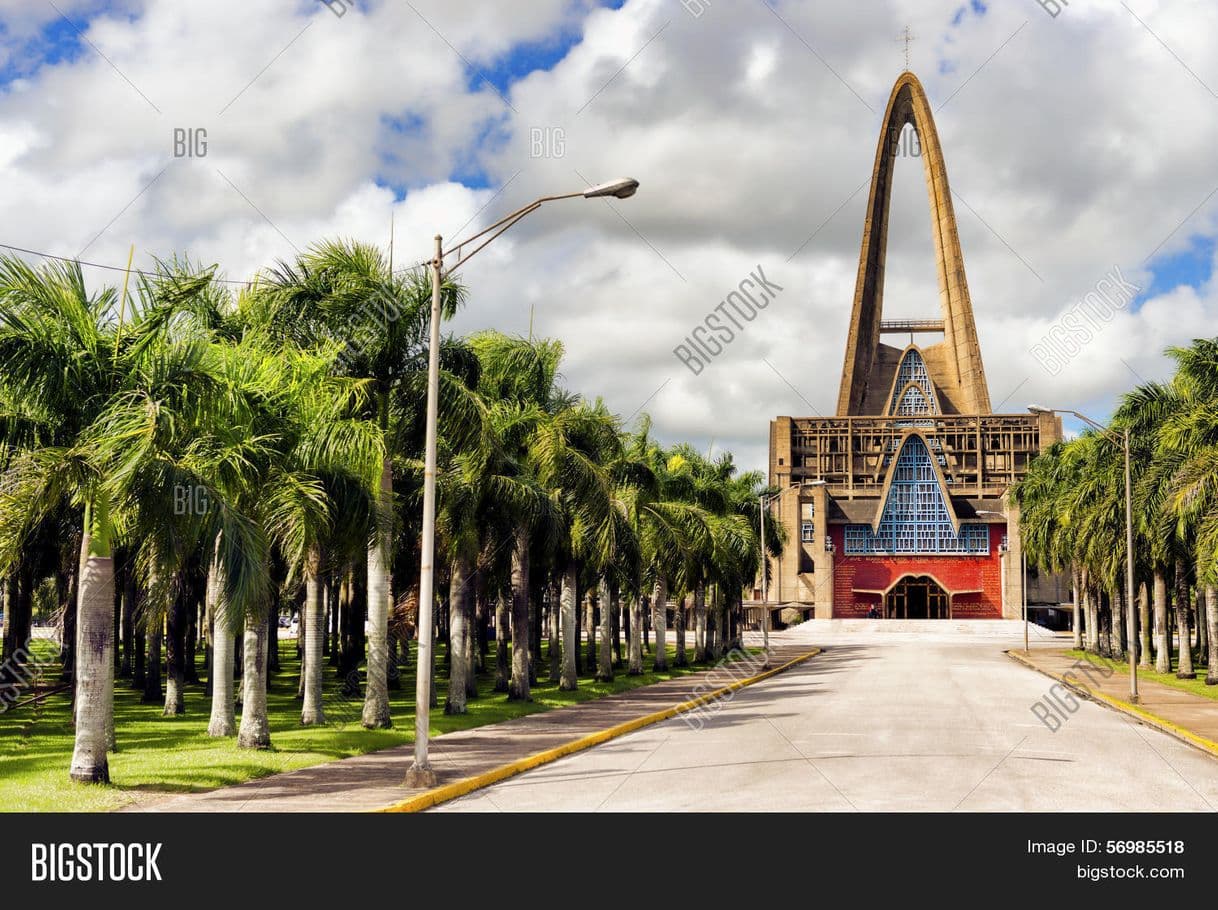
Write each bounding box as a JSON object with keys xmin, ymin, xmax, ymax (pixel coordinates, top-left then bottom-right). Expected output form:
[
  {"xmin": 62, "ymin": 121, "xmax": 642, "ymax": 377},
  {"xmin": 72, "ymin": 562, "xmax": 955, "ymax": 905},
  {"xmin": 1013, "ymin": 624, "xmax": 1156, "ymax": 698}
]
[
  {"xmin": 844, "ymin": 436, "xmax": 989, "ymax": 555},
  {"xmin": 888, "ymin": 348, "xmax": 940, "ymax": 416}
]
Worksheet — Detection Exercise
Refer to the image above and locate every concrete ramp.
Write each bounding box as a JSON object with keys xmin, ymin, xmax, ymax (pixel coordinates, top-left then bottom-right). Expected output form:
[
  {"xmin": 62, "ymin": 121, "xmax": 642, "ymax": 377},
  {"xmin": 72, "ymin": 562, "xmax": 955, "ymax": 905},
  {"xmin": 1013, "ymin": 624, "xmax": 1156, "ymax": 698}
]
[{"xmin": 778, "ymin": 619, "xmax": 1060, "ymax": 639}]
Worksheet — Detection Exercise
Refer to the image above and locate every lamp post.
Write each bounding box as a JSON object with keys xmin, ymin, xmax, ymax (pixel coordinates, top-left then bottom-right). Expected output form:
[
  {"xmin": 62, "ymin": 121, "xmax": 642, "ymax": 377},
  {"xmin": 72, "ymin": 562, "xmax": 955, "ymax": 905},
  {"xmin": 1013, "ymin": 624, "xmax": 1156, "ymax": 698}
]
[
  {"xmin": 1028, "ymin": 405, "xmax": 1138, "ymax": 704},
  {"xmin": 1023, "ymin": 549, "xmax": 1028, "ymax": 654},
  {"xmin": 759, "ymin": 494, "xmax": 772, "ymax": 669},
  {"xmin": 405, "ymin": 178, "xmax": 640, "ymax": 788}
]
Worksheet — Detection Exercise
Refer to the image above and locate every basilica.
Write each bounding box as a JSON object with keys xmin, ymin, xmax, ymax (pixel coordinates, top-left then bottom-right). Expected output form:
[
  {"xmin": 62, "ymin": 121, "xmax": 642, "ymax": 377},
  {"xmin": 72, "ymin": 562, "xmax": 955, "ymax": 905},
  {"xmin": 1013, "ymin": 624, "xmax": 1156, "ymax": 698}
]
[{"xmin": 767, "ymin": 71, "xmax": 1063, "ymax": 619}]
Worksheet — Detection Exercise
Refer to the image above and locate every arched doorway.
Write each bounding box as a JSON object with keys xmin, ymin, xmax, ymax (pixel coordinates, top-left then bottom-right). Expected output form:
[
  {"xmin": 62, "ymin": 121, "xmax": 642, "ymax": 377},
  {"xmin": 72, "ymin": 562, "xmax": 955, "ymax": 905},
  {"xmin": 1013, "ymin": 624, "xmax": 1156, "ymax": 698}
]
[{"xmin": 885, "ymin": 575, "xmax": 949, "ymax": 619}]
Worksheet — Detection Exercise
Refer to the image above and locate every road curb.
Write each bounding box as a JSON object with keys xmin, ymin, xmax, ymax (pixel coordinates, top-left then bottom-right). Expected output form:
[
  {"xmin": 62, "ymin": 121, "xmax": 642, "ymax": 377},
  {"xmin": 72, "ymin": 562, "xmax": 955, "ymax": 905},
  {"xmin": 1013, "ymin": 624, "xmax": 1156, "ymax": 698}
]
[
  {"xmin": 378, "ymin": 647, "xmax": 823, "ymax": 813},
  {"xmin": 1006, "ymin": 649, "xmax": 1218, "ymax": 760}
]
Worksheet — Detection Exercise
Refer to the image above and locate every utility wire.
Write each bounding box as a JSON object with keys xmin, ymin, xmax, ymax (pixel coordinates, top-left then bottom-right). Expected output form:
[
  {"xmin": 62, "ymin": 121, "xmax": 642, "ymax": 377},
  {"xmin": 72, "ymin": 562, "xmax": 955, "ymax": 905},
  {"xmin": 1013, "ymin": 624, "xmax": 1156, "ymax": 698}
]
[{"xmin": 0, "ymin": 241, "xmax": 256, "ymax": 287}]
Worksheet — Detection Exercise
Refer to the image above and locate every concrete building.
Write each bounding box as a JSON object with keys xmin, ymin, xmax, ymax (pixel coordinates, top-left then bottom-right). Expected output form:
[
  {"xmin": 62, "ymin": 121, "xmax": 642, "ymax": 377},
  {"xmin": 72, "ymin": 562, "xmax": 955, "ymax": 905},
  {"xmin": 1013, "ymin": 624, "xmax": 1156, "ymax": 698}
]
[{"xmin": 767, "ymin": 71, "xmax": 1061, "ymax": 620}]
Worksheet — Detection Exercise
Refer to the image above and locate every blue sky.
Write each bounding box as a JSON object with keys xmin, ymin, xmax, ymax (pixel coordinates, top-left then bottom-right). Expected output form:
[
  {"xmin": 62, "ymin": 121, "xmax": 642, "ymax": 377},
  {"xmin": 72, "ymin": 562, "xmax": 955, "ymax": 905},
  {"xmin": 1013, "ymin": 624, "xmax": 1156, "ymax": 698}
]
[
  {"xmin": 1138, "ymin": 235, "xmax": 1216, "ymax": 306},
  {"xmin": 0, "ymin": 13, "xmax": 86, "ymax": 84},
  {"xmin": 2, "ymin": 0, "xmax": 1218, "ymax": 470}
]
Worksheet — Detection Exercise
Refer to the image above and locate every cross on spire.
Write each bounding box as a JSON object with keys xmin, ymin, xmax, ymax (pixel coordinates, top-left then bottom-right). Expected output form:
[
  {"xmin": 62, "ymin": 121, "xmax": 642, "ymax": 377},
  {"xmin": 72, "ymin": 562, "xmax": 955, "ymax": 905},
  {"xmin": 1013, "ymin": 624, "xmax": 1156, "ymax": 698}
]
[{"xmin": 896, "ymin": 26, "xmax": 916, "ymax": 71}]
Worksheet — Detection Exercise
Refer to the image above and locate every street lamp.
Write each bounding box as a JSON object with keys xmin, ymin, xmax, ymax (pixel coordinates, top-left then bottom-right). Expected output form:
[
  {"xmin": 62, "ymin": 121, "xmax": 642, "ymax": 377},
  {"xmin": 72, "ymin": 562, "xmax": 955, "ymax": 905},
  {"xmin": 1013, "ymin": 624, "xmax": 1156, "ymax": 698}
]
[
  {"xmin": 1028, "ymin": 404, "xmax": 1138, "ymax": 704},
  {"xmin": 404, "ymin": 178, "xmax": 640, "ymax": 788}
]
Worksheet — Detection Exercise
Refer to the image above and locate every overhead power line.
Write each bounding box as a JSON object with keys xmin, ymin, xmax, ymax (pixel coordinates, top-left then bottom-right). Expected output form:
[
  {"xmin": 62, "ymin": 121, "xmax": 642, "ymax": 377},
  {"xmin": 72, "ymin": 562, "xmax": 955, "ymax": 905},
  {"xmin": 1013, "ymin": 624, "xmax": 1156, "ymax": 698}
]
[{"xmin": 0, "ymin": 241, "xmax": 256, "ymax": 287}]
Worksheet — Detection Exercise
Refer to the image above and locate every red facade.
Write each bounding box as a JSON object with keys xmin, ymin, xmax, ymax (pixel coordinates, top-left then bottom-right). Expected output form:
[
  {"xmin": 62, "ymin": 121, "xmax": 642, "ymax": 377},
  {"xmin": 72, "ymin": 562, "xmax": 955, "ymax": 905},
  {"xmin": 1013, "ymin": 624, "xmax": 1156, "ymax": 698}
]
[{"xmin": 829, "ymin": 524, "xmax": 1005, "ymax": 619}]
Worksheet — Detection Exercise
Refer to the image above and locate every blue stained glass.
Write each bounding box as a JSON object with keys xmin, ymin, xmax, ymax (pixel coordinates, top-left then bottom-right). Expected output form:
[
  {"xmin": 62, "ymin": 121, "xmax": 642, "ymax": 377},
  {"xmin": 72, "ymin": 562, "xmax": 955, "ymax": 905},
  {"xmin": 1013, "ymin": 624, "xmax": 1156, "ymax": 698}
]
[
  {"xmin": 888, "ymin": 348, "xmax": 940, "ymax": 416},
  {"xmin": 845, "ymin": 436, "xmax": 989, "ymax": 555}
]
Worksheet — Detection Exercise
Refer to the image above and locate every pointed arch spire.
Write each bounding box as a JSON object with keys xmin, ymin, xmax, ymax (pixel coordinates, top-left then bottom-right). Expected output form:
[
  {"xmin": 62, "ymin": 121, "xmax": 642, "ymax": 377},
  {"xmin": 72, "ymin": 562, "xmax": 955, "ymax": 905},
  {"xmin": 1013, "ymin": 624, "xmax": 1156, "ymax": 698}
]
[{"xmin": 836, "ymin": 71, "xmax": 991, "ymax": 416}]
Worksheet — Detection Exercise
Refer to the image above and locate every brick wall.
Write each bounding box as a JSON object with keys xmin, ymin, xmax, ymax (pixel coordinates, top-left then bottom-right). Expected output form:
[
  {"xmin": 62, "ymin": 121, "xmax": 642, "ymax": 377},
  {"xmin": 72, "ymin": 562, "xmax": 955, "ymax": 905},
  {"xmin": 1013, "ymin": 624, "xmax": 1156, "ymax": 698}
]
[{"xmin": 829, "ymin": 524, "xmax": 1004, "ymax": 619}]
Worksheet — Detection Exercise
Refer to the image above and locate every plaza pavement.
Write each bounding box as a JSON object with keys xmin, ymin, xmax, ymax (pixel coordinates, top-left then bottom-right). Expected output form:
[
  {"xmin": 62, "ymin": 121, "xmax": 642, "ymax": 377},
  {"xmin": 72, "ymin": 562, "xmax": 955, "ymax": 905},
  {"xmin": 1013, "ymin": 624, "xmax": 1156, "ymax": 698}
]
[
  {"xmin": 126, "ymin": 619, "xmax": 1218, "ymax": 813},
  {"xmin": 127, "ymin": 643, "xmax": 814, "ymax": 813},
  {"xmin": 434, "ymin": 621, "xmax": 1218, "ymax": 812}
]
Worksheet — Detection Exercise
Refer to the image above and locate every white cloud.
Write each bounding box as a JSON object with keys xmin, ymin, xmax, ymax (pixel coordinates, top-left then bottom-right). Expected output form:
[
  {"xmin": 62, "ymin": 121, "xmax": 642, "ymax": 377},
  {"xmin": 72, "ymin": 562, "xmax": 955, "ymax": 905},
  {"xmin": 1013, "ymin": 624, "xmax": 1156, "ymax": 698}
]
[{"xmin": 2, "ymin": 0, "xmax": 1217, "ymax": 472}]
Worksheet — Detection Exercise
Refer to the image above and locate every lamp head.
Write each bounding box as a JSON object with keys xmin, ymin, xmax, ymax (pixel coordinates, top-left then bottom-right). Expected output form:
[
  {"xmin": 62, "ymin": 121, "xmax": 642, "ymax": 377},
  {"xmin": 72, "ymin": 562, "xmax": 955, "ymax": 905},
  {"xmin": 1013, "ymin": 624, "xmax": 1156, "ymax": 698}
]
[{"xmin": 584, "ymin": 178, "xmax": 639, "ymax": 199}]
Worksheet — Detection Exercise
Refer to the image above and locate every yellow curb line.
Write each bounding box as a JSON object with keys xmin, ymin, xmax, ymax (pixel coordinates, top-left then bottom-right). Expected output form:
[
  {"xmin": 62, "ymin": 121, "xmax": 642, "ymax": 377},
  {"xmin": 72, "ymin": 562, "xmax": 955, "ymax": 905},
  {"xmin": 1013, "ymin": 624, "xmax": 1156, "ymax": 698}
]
[
  {"xmin": 1006, "ymin": 650, "xmax": 1218, "ymax": 760},
  {"xmin": 377, "ymin": 647, "xmax": 822, "ymax": 813}
]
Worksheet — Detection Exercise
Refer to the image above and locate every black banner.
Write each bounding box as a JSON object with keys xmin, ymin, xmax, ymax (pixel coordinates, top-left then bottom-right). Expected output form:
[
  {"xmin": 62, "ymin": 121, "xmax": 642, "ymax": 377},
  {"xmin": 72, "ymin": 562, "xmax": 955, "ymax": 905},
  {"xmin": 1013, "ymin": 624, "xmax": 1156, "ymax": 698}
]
[{"xmin": 1, "ymin": 812, "xmax": 1212, "ymax": 901}]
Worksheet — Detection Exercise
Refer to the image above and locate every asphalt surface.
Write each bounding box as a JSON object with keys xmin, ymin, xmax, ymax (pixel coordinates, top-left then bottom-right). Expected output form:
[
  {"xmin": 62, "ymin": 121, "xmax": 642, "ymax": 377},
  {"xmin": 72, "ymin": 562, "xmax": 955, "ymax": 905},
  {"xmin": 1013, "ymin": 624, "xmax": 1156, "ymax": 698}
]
[{"xmin": 435, "ymin": 622, "xmax": 1218, "ymax": 812}]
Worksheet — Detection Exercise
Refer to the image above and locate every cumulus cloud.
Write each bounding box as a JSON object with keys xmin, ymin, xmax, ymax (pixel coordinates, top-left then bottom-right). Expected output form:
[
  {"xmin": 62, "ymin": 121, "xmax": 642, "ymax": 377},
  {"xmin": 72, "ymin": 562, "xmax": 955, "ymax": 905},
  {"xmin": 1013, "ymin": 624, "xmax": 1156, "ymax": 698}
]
[{"xmin": 1, "ymin": 0, "xmax": 1216, "ymax": 471}]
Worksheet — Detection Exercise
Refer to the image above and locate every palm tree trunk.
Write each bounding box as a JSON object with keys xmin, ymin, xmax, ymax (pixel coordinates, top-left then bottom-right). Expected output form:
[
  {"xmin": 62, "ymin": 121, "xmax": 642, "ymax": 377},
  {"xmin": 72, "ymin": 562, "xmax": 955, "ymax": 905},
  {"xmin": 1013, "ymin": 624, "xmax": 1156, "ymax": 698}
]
[
  {"xmin": 611, "ymin": 583, "xmax": 622, "ymax": 668},
  {"xmin": 584, "ymin": 590, "xmax": 596, "ymax": 672},
  {"xmin": 328, "ymin": 575, "xmax": 341, "ymax": 666},
  {"xmin": 3, "ymin": 569, "xmax": 33, "ymax": 665},
  {"xmin": 560, "ymin": 563, "xmax": 578, "ymax": 690},
  {"xmin": 206, "ymin": 550, "xmax": 235, "ymax": 737},
  {"xmin": 132, "ymin": 614, "xmax": 145, "ymax": 691},
  {"xmin": 652, "ymin": 576, "xmax": 668, "ymax": 672},
  {"xmin": 1085, "ymin": 586, "xmax": 1099, "ymax": 653},
  {"xmin": 1110, "ymin": 588, "xmax": 1125, "ymax": 661},
  {"xmin": 530, "ymin": 593, "xmax": 542, "ymax": 686},
  {"xmin": 164, "ymin": 582, "xmax": 186, "ymax": 716},
  {"xmin": 426, "ymin": 616, "xmax": 438, "ymax": 709},
  {"xmin": 1153, "ymin": 568, "xmax": 1170, "ymax": 672},
  {"xmin": 1204, "ymin": 585, "xmax": 1218, "ymax": 685},
  {"xmin": 119, "ymin": 576, "xmax": 134, "ymax": 678},
  {"xmin": 362, "ymin": 453, "xmax": 393, "ymax": 728},
  {"xmin": 596, "ymin": 576, "xmax": 614, "ymax": 682},
  {"xmin": 301, "ymin": 545, "xmax": 326, "ymax": 725},
  {"xmin": 1097, "ymin": 593, "xmax": 1110, "ymax": 657},
  {"xmin": 474, "ymin": 574, "xmax": 488, "ymax": 671},
  {"xmin": 296, "ymin": 593, "xmax": 307, "ymax": 700},
  {"xmin": 548, "ymin": 580, "xmax": 561, "ymax": 682},
  {"xmin": 1137, "ymin": 580, "xmax": 1151, "ymax": 668},
  {"xmin": 69, "ymin": 498, "xmax": 115, "ymax": 783},
  {"xmin": 701, "ymin": 579, "xmax": 711, "ymax": 667},
  {"xmin": 60, "ymin": 568, "xmax": 76, "ymax": 682},
  {"xmin": 1070, "ymin": 568, "xmax": 1082, "ymax": 650},
  {"xmin": 203, "ymin": 596, "xmax": 213, "ymax": 698},
  {"xmin": 237, "ymin": 607, "xmax": 271, "ymax": 749},
  {"xmin": 184, "ymin": 592, "xmax": 199, "ymax": 684},
  {"xmin": 1175, "ymin": 558, "xmax": 1195, "ymax": 679},
  {"xmin": 465, "ymin": 573, "xmax": 478, "ymax": 698},
  {"xmin": 673, "ymin": 593, "xmax": 688, "ymax": 667},
  {"xmin": 628, "ymin": 593, "xmax": 644, "ymax": 675},
  {"xmin": 386, "ymin": 580, "xmax": 400, "ymax": 690},
  {"xmin": 507, "ymin": 528, "xmax": 531, "ymax": 700},
  {"xmin": 446, "ymin": 553, "xmax": 472, "ymax": 714},
  {"xmin": 1197, "ymin": 587, "xmax": 1207, "ymax": 656},
  {"xmin": 143, "ymin": 614, "xmax": 162, "ymax": 703},
  {"xmin": 712, "ymin": 585, "xmax": 726, "ymax": 659},
  {"xmin": 494, "ymin": 593, "xmax": 510, "ymax": 692}
]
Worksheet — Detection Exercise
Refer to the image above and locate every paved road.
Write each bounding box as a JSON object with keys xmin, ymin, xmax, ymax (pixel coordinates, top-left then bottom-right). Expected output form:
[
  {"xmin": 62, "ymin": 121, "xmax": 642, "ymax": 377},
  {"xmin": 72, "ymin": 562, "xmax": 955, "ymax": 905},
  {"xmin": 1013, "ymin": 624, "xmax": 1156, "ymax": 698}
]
[{"xmin": 436, "ymin": 623, "xmax": 1218, "ymax": 811}]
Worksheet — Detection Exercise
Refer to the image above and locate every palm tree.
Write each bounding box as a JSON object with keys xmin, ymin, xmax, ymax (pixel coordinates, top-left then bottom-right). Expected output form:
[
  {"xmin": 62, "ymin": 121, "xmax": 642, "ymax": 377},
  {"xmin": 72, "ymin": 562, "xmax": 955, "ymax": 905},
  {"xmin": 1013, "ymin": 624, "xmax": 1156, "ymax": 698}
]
[
  {"xmin": 1146, "ymin": 339, "xmax": 1218, "ymax": 681},
  {"xmin": 1017, "ymin": 442, "xmax": 1085, "ymax": 649},
  {"xmin": 260, "ymin": 241, "xmax": 465, "ymax": 728},
  {"xmin": 470, "ymin": 331, "xmax": 569, "ymax": 701},
  {"xmin": 0, "ymin": 256, "xmax": 226, "ymax": 780}
]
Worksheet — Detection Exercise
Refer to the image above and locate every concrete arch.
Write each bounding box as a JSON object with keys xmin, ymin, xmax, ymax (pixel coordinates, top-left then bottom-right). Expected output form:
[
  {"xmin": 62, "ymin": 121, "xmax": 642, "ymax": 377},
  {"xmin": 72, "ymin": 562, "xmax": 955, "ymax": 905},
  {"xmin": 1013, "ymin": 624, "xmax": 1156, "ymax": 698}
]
[
  {"xmin": 885, "ymin": 344, "xmax": 941, "ymax": 414},
  {"xmin": 836, "ymin": 71, "xmax": 991, "ymax": 416},
  {"xmin": 871, "ymin": 430, "xmax": 960, "ymax": 534},
  {"xmin": 890, "ymin": 381, "xmax": 936, "ymax": 416}
]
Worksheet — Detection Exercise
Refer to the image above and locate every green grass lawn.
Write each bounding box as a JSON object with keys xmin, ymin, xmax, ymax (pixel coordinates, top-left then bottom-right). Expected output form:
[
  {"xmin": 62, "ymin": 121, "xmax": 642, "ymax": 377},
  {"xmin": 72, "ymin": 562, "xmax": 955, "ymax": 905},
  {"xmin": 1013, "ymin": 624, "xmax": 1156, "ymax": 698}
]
[
  {"xmin": 0, "ymin": 636, "xmax": 735, "ymax": 812},
  {"xmin": 1065, "ymin": 649, "xmax": 1218, "ymax": 702}
]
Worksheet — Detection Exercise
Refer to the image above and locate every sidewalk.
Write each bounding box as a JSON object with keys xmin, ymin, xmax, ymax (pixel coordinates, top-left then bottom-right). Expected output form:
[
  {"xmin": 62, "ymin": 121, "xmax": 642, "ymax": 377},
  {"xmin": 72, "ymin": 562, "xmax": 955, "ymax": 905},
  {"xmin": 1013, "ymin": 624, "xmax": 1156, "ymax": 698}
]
[
  {"xmin": 1011, "ymin": 647, "xmax": 1218, "ymax": 757},
  {"xmin": 128, "ymin": 644, "xmax": 818, "ymax": 813}
]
